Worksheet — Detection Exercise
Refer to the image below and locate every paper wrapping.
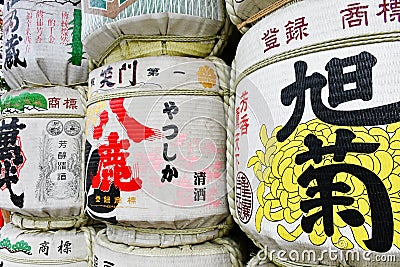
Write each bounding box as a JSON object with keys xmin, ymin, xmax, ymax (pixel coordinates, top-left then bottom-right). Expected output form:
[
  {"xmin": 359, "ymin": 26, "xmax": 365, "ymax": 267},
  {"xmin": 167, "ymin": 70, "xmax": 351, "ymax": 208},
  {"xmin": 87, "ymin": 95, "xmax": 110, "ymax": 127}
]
[
  {"xmin": 94, "ymin": 229, "xmax": 236, "ymax": 267},
  {"xmin": 85, "ymin": 56, "xmax": 229, "ymax": 229},
  {"xmin": 0, "ymin": 86, "xmax": 86, "ymax": 220},
  {"xmin": 81, "ymin": 0, "xmax": 226, "ymax": 64},
  {"xmin": 2, "ymin": 0, "xmax": 89, "ymax": 90},
  {"xmin": 233, "ymin": 0, "xmax": 400, "ymax": 266}
]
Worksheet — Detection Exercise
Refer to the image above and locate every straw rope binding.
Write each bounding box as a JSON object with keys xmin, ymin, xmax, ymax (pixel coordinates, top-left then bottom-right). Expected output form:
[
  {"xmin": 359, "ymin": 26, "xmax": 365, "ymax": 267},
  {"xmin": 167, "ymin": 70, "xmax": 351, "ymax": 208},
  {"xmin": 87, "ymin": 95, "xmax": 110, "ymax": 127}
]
[
  {"xmin": 11, "ymin": 213, "xmax": 89, "ymax": 230},
  {"xmin": 213, "ymin": 237, "xmax": 244, "ymax": 267},
  {"xmin": 237, "ymin": 0, "xmax": 300, "ymax": 32}
]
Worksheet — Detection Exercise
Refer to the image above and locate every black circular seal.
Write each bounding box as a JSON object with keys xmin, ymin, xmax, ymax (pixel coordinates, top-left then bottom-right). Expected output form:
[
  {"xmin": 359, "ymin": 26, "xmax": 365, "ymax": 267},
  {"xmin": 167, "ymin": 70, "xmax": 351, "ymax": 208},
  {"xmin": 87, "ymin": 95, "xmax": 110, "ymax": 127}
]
[
  {"xmin": 46, "ymin": 120, "xmax": 63, "ymax": 136},
  {"xmin": 64, "ymin": 120, "xmax": 81, "ymax": 136},
  {"xmin": 235, "ymin": 171, "xmax": 253, "ymax": 224}
]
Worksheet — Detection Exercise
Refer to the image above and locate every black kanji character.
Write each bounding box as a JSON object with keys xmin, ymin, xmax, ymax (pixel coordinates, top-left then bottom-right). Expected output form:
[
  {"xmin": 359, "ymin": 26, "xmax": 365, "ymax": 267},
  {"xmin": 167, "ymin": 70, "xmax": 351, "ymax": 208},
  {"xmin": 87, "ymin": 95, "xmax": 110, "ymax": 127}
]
[
  {"xmin": 100, "ymin": 65, "xmax": 116, "ymax": 88},
  {"xmin": 38, "ymin": 241, "xmax": 49, "ymax": 256},
  {"xmin": 147, "ymin": 67, "xmax": 160, "ymax": 76},
  {"xmin": 298, "ymin": 164, "xmax": 393, "ymax": 253},
  {"xmin": 0, "ymin": 118, "xmax": 26, "ymax": 208},
  {"xmin": 57, "ymin": 240, "xmax": 72, "ymax": 254},
  {"xmin": 194, "ymin": 188, "xmax": 206, "ymax": 201},
  {"xmin": 326, "ymin": 51, "xmax": 376, "ymax": 108},
  {"xmin": 4, "ymin": 33, "xmax": 27, "ymax": 70},
  {"xmin": 194, "ymin": 172, "xmax": 206, "ymax": 186},
  {"xmin": 277, "ymin": 60, "xmax": 326, "ymax": 142},
  {"xmin": 278, "ymin": 52, "xmax": 400, "ymax": 142}
]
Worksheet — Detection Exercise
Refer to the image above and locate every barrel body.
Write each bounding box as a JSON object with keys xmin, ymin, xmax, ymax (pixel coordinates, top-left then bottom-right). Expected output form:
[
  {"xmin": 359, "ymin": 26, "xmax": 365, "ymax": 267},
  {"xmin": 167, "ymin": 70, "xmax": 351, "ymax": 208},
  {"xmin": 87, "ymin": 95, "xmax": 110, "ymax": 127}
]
[
  {"xmin": 82, "ymin": 0, "xmax": 228, "ymax": 65},
  {"xmin": 2, "ymin": 0, "xmax": 88, "ymax": 90},
  {"xmin": 0, "ymin": 87, "xmax": 86, "ymax": 220},
  {"xmin": 232, "ymin": 0, "xmax": 400, "ymax": 265},
  {"xmin": 85, "ymin": 56, "xmax": 229, "ymax": 229}
]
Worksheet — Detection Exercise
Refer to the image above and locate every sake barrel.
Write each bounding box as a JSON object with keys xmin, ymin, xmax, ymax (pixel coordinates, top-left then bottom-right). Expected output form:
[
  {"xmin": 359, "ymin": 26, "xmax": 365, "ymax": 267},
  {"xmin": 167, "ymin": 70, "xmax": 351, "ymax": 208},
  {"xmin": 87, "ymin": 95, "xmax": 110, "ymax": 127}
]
[
  {"xmin": 81, "ymin": 0, "xmax": 231, "ymax": 66},
  {"xmin": 85, "ymin": 56, "xmax": 230, "ymax": 232},
  {"xmin": 0, "ymin": 86, "xmax": 87, "ymax": 230},
  {"xmin": 94, "ymin": 229, "xmax": 243, "ymax": 267},
  {"xmin": 0, "ymin": 223, "xmax": 94, "ymax": 267},
  {"xmin": 230, "ymin": 0, "xmax": 400, "ymax": 266},
  {"xmin": 2, "ymin": 0, "xmax": 88, "ymax": 90}
]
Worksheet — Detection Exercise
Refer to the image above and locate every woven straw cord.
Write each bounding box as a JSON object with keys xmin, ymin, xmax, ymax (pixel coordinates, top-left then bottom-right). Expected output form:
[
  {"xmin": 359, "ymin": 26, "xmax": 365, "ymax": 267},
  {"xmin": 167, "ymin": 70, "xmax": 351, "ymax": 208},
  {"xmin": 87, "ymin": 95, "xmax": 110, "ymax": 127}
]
[
  {"xmin": 0, "ymin": 113, "xmax": 85, "ymax": 120},
  {"xmin": 72, "ymin": 85, "xmax": 89, "ymax": 226},
  {"xmin": 226, "ymin": 59, "xmax": 239, "ymax": 230},
  {"xmin": 84, "ymin": 227, "xmax": 96, "ymax": 267},
  {"xmin": 225, "ymin": 0, "xmax": 249, "ymax": 33},
  {"xmin": 96, "ymin": 35, "xmax": 221, "ymax": 67},
  {"xmin": 207, "ymin": 56, "xmax": 232, "ymax": 124},
  {"xmin": 0, "ymin": 227, "xmax": 95, "ymax": 265},
  {"xmin": 20, "ymin": 80, "xmax": 88, "ymax": 90},
  {"xmin": 235, "ymin": 31, "xmax": 400, "ymax": 88},
  {"xmin": 236, "ymin": 0, "xmax": 300, "ymax": 32},
  {"xmin": 0, "ymin": 251, "xmax": 88, "ymax": 265},
  {"xmin": 87, "ymin": 88, "xmax": 222, "ymax": 107},
  {"xmin": 107, "ymin": 215, "xmax": 233, "ymax": 235},
  {"xmin": 210, "ymin": 3, "xmax": 233, "ymax": 57},
  {"xmin": 106, "ymin": 216, "xmax": 233, "ymax": 247},
  {"xmin": 213, "ymin": 237, "xmax": 244, "ymax": 267},
  {"xmin": 11, "ymin": 212, "xmax": 89, "ymax": 230},
  {"xmin": 96, "ymin": 231, "xmax": 243, "ymax": 266}
]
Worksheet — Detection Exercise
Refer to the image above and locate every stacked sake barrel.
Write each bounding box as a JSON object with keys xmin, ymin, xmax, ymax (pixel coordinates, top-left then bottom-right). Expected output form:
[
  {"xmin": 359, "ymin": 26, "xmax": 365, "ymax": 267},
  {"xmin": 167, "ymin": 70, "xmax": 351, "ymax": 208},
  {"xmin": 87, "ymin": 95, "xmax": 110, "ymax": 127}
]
[
  {"xmin": 82, "ymin": 0, "xmax": 243, "ymax": 265},
  {"xmin": 0, "ymin": 0, "xmax": 95, "ymax": 266},
  {"xmin": 230, "ymin": 0, "xmax": 400, "ymax": 266}
]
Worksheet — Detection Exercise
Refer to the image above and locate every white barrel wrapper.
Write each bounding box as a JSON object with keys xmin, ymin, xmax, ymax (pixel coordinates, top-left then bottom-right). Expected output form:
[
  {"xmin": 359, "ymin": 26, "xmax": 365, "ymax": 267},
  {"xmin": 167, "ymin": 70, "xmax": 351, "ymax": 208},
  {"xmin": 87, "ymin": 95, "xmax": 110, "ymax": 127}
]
[
  {"xmin": 2, "ymin": 0, "xmax": 88, "ymax": 90},
  {"xmin": 232, "ymin": 0, "xmax": 400, "ymax": 266},
  {"xmin": 0, "ymin": 223, "xmax": 94, "ymax": 266},
  {"xmin": 0, "ymin": 86, "xmax": 86, "ymax": 221},
  {"xmin": 85, "ymin": 56, "xmax": 229, "ymax": 229},
  {"xmin": 81, "ymin": 0, "xmax": 228, "ymax": 64},
  {"xmin": 93, "ymin": 229, "xmax": 241, "ymax": 267}
]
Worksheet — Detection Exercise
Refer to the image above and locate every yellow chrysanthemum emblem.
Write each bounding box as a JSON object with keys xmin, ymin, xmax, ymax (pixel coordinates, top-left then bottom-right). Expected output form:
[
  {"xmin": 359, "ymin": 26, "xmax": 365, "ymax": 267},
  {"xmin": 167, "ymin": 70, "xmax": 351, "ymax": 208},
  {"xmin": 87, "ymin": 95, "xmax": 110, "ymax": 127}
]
[
  {"xmin": 197, "ymin": 65, "xmax": 217, "ymax": 89},
  {"xmin": 249, "ymin": 119, "xmax": 400, "ymax": 250}
]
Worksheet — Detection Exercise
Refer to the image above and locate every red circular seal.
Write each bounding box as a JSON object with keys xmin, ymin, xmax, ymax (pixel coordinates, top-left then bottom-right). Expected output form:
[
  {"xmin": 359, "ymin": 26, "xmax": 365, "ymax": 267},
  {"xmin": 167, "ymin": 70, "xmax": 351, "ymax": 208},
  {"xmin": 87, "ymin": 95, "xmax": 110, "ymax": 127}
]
[{"xmin": 235, "ymin": 171, "xmax": 253, "ymax": 224}]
